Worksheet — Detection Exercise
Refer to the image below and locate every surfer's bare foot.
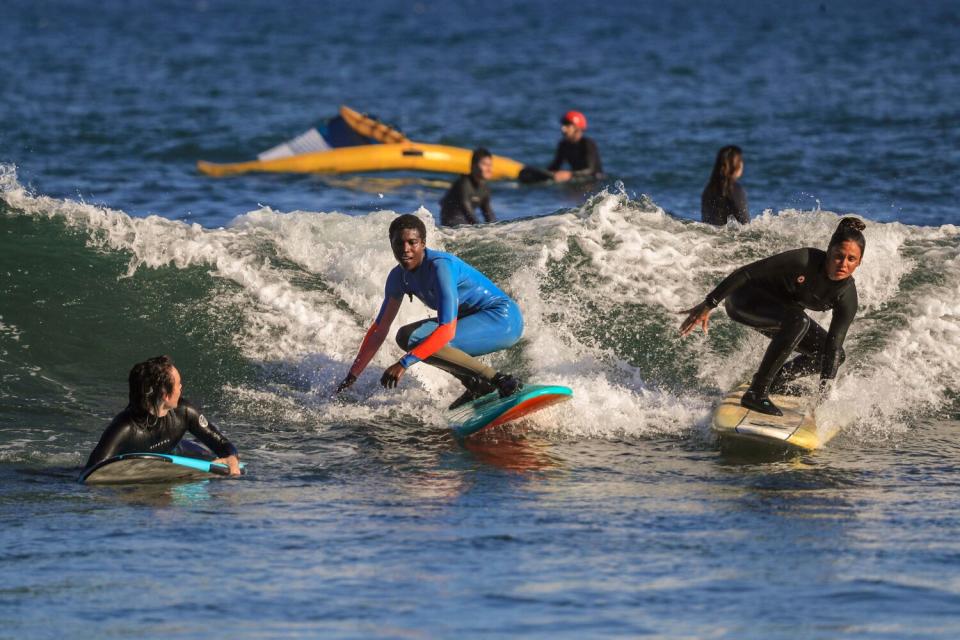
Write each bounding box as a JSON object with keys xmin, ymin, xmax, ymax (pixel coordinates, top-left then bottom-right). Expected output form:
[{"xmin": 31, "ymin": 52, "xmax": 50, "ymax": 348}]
[
  {"xmin": 492, "ymin": 373, "xmax": 522, "ymax": 399},
  {"xmin": 741, "ymin": 389, "xmax": 783, "ymax": 416}
]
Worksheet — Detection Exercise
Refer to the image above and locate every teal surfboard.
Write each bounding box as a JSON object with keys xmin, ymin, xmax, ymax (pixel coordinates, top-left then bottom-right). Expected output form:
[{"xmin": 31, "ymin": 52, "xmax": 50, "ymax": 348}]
[
  {"xmin": 448, "ymin": 384, "xmax": 573, "ymax": 438},
  {"xmin": 79, "ymin": 453, "xmax": 245, "ymax": 485}
]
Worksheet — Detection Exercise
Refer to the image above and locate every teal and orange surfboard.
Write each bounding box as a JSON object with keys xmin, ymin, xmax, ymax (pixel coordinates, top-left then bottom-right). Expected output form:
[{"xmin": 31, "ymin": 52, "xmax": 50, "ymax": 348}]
[{"xmin": 448, "ymin": 384, "xmax": 573, "ymax": 438}]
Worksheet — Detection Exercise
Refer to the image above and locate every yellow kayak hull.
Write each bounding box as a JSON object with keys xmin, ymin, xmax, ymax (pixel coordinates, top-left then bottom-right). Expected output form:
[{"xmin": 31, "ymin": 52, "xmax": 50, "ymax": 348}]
[{"xmin": 197, "ymin": 143, "xmax": 524, "ymax": 180}]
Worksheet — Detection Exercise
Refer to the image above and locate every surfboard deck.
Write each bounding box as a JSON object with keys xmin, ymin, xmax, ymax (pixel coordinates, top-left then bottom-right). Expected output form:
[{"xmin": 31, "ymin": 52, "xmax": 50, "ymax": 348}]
[
  {"xmin": 713, "ymin": 382, "xmax": 839, "ymax": 452},
  {"xmin": 448, "ymin": 384, "xmax": 573, "ymax": 438},
  {"xmin": 79, "ymin": 453, "xmax": 244, "ymax": 485}
]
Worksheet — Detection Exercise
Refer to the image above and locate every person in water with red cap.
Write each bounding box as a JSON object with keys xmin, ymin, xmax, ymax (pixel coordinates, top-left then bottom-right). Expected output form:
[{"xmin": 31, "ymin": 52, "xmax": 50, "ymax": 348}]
[{"xmin": 547, "ymin": 110, "xmax": 604, "ymax": 182}]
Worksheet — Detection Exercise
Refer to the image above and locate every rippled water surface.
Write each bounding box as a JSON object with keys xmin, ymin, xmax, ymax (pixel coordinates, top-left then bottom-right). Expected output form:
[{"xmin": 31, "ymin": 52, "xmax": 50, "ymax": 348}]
[{"xmin": 2, "ymin": 0, "xmax": 960, "ymax": 637}]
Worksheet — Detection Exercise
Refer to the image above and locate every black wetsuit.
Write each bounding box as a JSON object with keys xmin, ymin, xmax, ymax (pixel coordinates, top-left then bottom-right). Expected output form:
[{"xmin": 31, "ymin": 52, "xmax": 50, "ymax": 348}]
[
  {"xmin": 705, "ymin": 248, "xmax": 858, "ymax": 390},
  {"xmin": 548, "ymin": 137, "xmax": 603, "ymax": 180},
  {"xmin": 701, "ymin": 182, "xmax": 749, "ymax": 225},
  {"xmin": 439, "ymin": 175, "xmax": 494, "ymax": 226},
  {"xmin": 84, "ymin": 398, "xmax": 237, "ymax": 470}
]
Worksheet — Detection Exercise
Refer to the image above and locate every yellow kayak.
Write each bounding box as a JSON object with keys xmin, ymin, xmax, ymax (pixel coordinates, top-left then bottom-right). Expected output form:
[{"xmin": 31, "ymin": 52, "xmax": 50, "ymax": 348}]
[
  {"xmin": 197, "ymin": 105, "xmax": 551, "ymax": 182},
  {"xmin": 197, "ymin": 142, "xmax": 525, "ymax": 180}
]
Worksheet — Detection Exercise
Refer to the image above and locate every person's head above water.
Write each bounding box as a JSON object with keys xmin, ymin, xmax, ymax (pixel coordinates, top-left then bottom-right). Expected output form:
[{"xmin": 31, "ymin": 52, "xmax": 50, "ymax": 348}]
[
  {"xmin": 560, "ymin": 110, "xmax": 587, "ymax": 142},
  {"xmin": 388, "ymin": 214, "xmax": 427, "ymax": 271},
  {"xmin": 706, "ymin": 145, "xmax": 744, "ymax": 197},
  {"xmin": 128, "ymin": 355, "xmax": 182, "ymax": 417},
  {"xmin": 825, "ymin": 217, "xmax": 866, "ymax": 281},
  {"xmin": 471, "ymin": 147, "xmax": 493, "ymax": 181}
]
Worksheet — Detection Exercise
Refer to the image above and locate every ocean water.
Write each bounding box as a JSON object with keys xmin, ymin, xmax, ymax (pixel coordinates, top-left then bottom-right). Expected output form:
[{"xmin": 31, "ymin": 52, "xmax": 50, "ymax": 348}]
[{"xmin": 2, "ymin": 1, "xmax": 960, "ymax": 638}]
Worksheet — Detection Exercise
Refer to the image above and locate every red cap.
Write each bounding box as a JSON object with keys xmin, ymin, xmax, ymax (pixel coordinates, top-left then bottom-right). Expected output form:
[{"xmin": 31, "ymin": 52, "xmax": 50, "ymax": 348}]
[{"xmin": 560, "ymin": 110, "xmax": 587, "ymax": 130}]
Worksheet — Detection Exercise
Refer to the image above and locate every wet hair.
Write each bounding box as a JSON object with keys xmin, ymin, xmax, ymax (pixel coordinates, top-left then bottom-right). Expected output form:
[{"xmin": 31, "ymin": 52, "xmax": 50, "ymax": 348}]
[
  {"xmin": 703, "ymin": 145, "xmax": 743, "ymax": 200},
  {"xmin": 388, "ymin": 214, "xmax": 426, "ymax": 244},
  {"xmin": 128, "ymin": 355, "xmax": 176, "ymax": 417},
  {"xmin": 470, "ymin": 147, "xmax": 492, "ymax": 176},
  {"xmin": 828, "ymin": 217, "xmax": 867, "ymax": 256}
]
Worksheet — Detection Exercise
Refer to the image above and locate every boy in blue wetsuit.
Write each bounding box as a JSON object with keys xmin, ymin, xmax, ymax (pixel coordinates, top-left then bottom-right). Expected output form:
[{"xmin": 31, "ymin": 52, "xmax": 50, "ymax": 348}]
[{"xmin": 336, "ymin": 214, "xmax": 524, "ymax": 409}]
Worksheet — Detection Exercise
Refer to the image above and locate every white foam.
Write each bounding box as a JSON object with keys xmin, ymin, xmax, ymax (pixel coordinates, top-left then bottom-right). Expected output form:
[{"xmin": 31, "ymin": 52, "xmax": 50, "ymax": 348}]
[
  {"xmin": 4, "ymin": 167, "xmax": 958, "ymax": 441},
  {"xmin": 820, "ymin": 239, "xmax": 960, "ymax": 436}
]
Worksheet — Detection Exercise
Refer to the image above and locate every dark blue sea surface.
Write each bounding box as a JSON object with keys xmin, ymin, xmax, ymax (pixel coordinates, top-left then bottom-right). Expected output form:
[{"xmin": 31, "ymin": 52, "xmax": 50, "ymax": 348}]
[
  {"xmin": 2, "ymin": 1, "xmax": 960, "ymax": 638},
  {"xmin": 4, "ymin": 0, "xmax": 959, "ymax": 226}
]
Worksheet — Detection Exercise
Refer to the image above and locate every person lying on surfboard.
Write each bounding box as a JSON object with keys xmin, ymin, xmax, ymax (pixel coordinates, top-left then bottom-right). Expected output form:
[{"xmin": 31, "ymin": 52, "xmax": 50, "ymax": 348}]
[
  {"xmin": 84, "ymin": 356, "xmax": 242, "ymax": 475},
  {"xmin": 336, "ymin": 214, "xmax": 523, "ymax": 410},
  {"xmin": 439, "ymin": 147, "xmax": 496, "ymax": 227},
  {"xmin": 679, "ymin": 217, "xmax": 867, "ymax": 417}
]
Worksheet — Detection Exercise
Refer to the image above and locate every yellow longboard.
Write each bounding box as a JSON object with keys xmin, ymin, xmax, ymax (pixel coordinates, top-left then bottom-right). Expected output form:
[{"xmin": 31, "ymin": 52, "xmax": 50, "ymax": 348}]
[{"xmin": 712, "ymin": 382, "xmax": 839, "ymax": 452}]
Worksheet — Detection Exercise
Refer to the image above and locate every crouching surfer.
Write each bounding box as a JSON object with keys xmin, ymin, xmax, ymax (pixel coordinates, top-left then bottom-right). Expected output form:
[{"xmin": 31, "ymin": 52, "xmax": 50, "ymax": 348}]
[
  {"xmin": 679, "ymin": 217, "xmax": 867, "ymax": 416},
  {"xmin": 83, "ymin": 356, "xmax": 242, "ymax": 475},
  {"xmin": 336, "ymin": 214, "xmax": 524, "ymax": 409}
]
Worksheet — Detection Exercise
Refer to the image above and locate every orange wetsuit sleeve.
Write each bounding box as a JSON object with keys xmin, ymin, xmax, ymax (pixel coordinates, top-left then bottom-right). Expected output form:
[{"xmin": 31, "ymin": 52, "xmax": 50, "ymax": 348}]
[
  {"xmin": 349, "ymin": 296, "xmax": 402, "ymax": 378},
  {"xmin": 400, "ymin": 318, "xmax": 457, "ymax": 368}
]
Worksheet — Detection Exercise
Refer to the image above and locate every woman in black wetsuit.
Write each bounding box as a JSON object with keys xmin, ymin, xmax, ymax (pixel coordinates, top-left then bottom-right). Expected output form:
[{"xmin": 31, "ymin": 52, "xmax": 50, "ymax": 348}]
[
  {"xmin": 701, "ymin": 145, "xmax": 749, "ymax": 225},
  {"xmin": 679, "ymin": 217, "xmax": 867, "ymax": 416},
  {"xmin": 439, "ymin": 147, "xmax": 496, "ymax": 226},
  {"xmin": 84, "ymin": 356, "xmax": 241, "ymax": 475}
]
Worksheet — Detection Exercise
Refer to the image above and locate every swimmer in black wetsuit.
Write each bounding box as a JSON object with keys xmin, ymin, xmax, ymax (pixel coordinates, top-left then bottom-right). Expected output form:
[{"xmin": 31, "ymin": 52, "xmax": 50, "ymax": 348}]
[
  {"xmin": 439, "ymin": 147, "xmax": 496, "ymax": 227},
  {"xmin": 701, "ymin": 145, "xmax": 749, "ymax": 225},
  {"xmin": 548, "ymin": 110, "xmax": 603, "ymax": 183},
  {"xmin": 679, "ymin": 218, "xmax": 867, "ymax": 416},
  {"xmin": 84, "ymin": 356, "xmax": 241, "ymax": 475}
]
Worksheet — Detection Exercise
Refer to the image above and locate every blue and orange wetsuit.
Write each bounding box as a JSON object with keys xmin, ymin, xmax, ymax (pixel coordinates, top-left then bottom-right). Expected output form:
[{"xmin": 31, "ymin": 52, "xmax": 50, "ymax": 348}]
[{"xmin": 348, "ymin": 248, "xmax": 524, "ymax": 387}]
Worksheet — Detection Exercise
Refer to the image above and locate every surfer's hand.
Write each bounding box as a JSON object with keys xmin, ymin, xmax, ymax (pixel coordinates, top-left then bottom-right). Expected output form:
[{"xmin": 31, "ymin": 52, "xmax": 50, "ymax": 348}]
[
  {"xmin": 553, "ymin": 170, "xmax": 572, "ymax": 182},
  {"xmin": 679, "ymin": 302, "xmax": 712, "ymax": 337},
  {"xmin": 335, "ymin": 373, "xmax": 357, "ymax": 395},
  {"xmin": 213, "ymin": 454, "xmax": 242, "ymax": 476},
  {"xmin": 380, "ymin": 362, "xmax": 406, "ymax": 389}
]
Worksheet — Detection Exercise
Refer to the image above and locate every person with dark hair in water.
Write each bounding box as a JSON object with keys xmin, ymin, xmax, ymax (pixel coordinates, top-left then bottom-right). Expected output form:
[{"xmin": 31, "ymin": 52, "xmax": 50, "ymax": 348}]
[
  {"xmin": 701, "ymin": 145, "xmax": 749, "ymax": 225},
  {"xmin": 439, "ymin": 147, "xmax": 496, "ymax": 226},
  {"xmin": 336, "ymin": 213, "xmax": 524, "ymax": 409},
  {"xmin": 84, "ymin": 356, "xmax": 242, "ymax": 474},
  {"xmin": 547, "ymin": 110, "xmax": 603, "ymax": 183},
  {"xmin": 679, "ymin": 217, "xmax": 867, "ymax": 416}
]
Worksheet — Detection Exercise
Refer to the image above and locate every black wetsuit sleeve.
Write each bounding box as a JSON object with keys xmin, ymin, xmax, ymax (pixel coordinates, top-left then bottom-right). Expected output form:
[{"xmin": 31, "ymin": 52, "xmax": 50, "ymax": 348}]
[
  {"xmin": 440, "ymin": 177, "xmax": 475, "ymax": 226},
  {"xmin": 460, "ymin": 182, "xmax": 479, "ymax": 224},
  {"xmin": 571, "ymin": 138, "xmax": 602, "ymax": 179},
  {"xmin": 547, "ymin": 142, "xmax": 564, "ymax": 172},
  {"xmin": 730, "ymin": 183, "xmax": 749, "ymax": 225},
  {"xmin": 479, "ymin": 186, "xmax": 495, "ymax": 223},
  {"xmin": 821, "ymin": 284, "xmax": 858, "ymax": 379},
  {"xmin": 84, "ymin": 417, "xmax": 136, "ymax": 469},
  {"xmin": 181, "ymin": 400, "xmax": 238, "ymax": 459},
  {"xmin": 701, "ymin": 190, "xmax": 721, "ymax": 225},
  {"xmin": 705, "ymin": 248, "xmax": 809, "ymax": 308}
]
